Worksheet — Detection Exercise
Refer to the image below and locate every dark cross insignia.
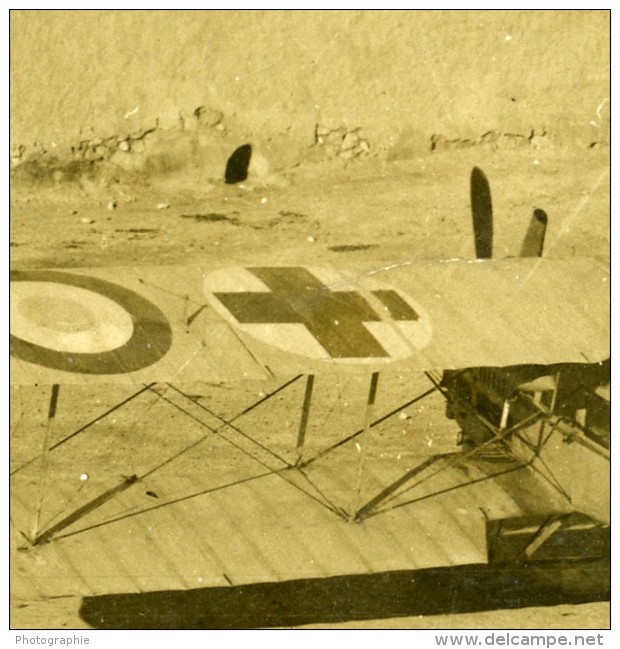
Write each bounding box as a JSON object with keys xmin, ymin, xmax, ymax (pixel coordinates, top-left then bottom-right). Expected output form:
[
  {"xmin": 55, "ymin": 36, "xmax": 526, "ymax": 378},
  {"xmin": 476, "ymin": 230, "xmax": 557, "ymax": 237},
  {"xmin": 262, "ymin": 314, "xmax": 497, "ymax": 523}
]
[{"xmin": 213, "ymin": 267, "xmax": 419, "ymax": 358}]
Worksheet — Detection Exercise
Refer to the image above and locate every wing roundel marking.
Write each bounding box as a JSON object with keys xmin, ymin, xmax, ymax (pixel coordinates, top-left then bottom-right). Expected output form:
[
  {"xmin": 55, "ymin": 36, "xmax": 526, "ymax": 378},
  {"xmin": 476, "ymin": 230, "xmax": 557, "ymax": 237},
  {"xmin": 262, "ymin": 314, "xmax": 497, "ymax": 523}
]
[{"xmin": 10, "ymin": 270, "xmax": 172, "ymax": 374}]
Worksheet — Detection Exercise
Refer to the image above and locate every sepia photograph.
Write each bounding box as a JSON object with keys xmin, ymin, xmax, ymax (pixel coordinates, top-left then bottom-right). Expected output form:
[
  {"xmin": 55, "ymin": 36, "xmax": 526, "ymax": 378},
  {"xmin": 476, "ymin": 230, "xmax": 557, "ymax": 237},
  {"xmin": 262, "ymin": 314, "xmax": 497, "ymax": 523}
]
[{"xmin": 9, "ymin": 6, "xmax": 611, "ymax": 635}]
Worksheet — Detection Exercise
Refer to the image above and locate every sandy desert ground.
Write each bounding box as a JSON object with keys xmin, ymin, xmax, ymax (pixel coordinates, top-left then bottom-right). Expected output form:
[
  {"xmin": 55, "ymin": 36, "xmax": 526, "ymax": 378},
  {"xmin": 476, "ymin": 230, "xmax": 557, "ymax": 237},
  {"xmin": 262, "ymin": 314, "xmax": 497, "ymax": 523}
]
[
  {"xmin": 10, "ymin": 143, "xmax": 610, "ymax": 629},
  {"xmin": 9, "ymin": 8, "xmax": 610, "ymax": 632}
]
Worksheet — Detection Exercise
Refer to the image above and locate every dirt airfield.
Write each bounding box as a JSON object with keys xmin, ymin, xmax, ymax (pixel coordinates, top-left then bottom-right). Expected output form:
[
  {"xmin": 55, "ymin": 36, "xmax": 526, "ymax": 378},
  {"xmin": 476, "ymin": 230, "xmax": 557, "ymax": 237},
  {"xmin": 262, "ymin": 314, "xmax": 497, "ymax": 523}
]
[
  {"xmin": 9, "ymin": 7, "xmax": 610, "ymax": 632},
  {"xmin": 10, "ymin": 143, "xmax": 610, "ymax": 629}
]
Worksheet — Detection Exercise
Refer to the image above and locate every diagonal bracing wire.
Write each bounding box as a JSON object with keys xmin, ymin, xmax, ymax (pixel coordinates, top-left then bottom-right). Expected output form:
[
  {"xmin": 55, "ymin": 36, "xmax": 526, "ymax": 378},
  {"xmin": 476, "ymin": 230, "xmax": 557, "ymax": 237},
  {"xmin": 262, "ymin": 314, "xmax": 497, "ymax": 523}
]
[
  {"xmin": 360, "ymin": 410, "xmax": 544, "ymax": 519},
  {"xmin": 300, "ymin": 383, "xmax": 440, "ymax": 468},
  {"xmin": 165, "ymin": 382, "xmax": 347, "ymax": 517},
  {"xmin": 31, "ymin": 374, "xmax": 349, "ymax": 544},
  {"xmin": 10, "ymin": 383, "xmax": 156, "ymax": 477},
  {"xmin": 165, "ymin": 383, "xmax": 292, "ymax": 467},
  {"xmin": 358, "ymin": 374, "xmax": 600, "ymax": 521},
  {"xmin": 24, "ymin": 383, "xmax": 176, "ymax": 537},
  {"xmin": 46, "ymin": 395, "xmax": 344, "ymax": 544},
  {"xmin": 25, "ymin": 375, "xmax": 354, "ymax": 543},
  {"xmin": 145, "ymin": 386, "xmax": 344, "ymax": 516},
  {"xmin": 362, "ymin": 461, "xmax": 531, "ymax": 521},
  {"xmin": 511, "ymin": 419, "xmax": 572, "ymax": 501},
  {"xmin": 51, "ymin": 467, "xmax": 289, "ymax": 542}
]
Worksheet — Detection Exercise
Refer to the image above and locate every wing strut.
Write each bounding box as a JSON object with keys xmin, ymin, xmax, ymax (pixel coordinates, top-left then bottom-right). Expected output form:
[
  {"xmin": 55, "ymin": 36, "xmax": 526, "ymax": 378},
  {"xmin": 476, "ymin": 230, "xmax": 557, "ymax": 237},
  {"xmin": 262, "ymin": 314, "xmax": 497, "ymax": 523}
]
[
  {"xmin": 11, "ymin": 383, "xmax": 156, "ymax": 477},
  {"xmin": 295, "ymin": 375, "xmax": 315, "ymax": 466},
  {"xmin": 33, "ymin": 474, "xmax": 139, "ymax": 546},
  {"xmin": 33, "ymin": 384, "xmax": 60, "ymax": 539},
  {"xmin": 357, "ymin": 408, "xmax": 545, "ymax": 522},
  {"xmin": 300, "ymin": 384, "xmax": 439, "ymax": 468},
  {"xmin": 350, "ymin": 372, "xmax": 380, "ymax": 518}
]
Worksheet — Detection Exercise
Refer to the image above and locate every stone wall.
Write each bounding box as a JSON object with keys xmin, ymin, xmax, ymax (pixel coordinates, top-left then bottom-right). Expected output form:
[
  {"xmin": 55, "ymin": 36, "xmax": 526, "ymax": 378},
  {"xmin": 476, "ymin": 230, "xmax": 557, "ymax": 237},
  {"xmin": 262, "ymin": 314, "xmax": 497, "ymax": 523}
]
[{"xmin": 10, "ymin": 9, "xmax": 609, "ymax": 175}]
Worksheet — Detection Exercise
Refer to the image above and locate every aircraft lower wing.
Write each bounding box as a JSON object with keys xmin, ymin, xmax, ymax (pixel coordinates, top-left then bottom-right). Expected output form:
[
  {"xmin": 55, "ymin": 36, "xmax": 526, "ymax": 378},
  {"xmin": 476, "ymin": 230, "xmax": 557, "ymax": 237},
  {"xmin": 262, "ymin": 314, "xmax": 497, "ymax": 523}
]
[{"xmin": 10, "ymin": 256, "xmax": 610, "ymax": 385}]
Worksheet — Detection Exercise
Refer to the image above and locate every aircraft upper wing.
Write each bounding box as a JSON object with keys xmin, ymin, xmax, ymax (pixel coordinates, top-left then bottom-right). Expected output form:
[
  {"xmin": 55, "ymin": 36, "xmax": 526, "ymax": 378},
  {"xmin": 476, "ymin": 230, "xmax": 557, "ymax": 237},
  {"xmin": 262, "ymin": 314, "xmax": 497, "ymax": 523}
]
[{"xmin": 10, "ymin": 256, "xmax": 609, "ymax": 385}]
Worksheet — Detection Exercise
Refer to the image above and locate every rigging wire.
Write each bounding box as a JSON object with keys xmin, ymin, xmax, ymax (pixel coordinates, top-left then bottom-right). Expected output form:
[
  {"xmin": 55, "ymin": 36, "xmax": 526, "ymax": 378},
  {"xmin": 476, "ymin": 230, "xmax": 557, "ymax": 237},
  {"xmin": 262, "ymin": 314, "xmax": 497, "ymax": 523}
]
[
  {"xmin": 11, "ymin": 382, "xmax": 177, "ymax": 539},
  {"xmin": 31, "ymin": 374, "xmax": 344, "ymax": 543},
  {"xmin": 10, "ymin": 383, "xmax": 156, "ymax": 476},
  {"xmin": 144, "ymin": 387, "xmax": 343, "ymax": 516},
  {"xmin": 364, "ymin": 461, "xmax": 530, "ymax": 521},
  {"xmin": 166, "ymin": 381, "xmax": 347, "ymax": 514},
  {"xmin": 39, "ymin": 375, "xmax": 307, "ymax": 537},
  {"xmin": 12, "ymin": 381, "xmax": 176, "ymax": 540},
  {"xmin": 300, "ymin": 383, "xmax": 440, "ymax": 467},
  {"xmin": 53, "ymin": 466, "xmax": 301, "ymax": 542},
  {"xmin": 165, "ymin": 382, "xmax": 293, "ymax": 467},
  {"xmin": 168, "ymin": 382, "xmax": 348, "ymax": 516},
  {"xmin": 370, "ymin": 411, "xmax": 544, "ymax": 513}
]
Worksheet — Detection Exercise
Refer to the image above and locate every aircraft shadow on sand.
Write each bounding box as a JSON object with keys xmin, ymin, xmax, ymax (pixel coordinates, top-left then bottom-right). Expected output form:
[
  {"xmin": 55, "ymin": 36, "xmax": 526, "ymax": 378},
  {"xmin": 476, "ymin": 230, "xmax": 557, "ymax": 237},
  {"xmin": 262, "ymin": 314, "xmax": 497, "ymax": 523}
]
[{"xmin": 79, "ymin": 557, "xmax": 610, "ymax": 630}]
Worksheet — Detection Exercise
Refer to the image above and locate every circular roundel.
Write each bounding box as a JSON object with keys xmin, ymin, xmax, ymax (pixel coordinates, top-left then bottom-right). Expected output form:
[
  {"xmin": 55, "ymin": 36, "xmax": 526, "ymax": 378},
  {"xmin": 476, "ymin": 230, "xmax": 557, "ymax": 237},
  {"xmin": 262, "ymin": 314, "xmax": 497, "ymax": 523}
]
[{"xmin": 10, "ymin": 270, "xmax": 173, "ymax": 374}]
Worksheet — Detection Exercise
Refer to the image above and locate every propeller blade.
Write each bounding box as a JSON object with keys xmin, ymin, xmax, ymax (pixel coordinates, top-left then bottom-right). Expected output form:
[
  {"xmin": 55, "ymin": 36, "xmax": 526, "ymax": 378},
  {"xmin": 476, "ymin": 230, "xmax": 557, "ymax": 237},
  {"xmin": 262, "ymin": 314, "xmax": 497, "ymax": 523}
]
[
  {"xmin": 470, "ymin": 167, "xmax": 493, "ymax": 259},
  {"xmin": 519, "ymin": 208, "xmax": 548, "ymax": 257}
]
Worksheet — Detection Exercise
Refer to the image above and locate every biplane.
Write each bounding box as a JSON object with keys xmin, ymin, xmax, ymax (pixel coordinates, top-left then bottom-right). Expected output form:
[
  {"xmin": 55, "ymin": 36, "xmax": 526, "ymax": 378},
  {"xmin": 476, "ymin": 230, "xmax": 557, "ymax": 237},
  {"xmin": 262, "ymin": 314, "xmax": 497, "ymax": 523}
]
[{"xmin": 9, "ymin": 168, "xmax": 610, "ymax": 628}]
